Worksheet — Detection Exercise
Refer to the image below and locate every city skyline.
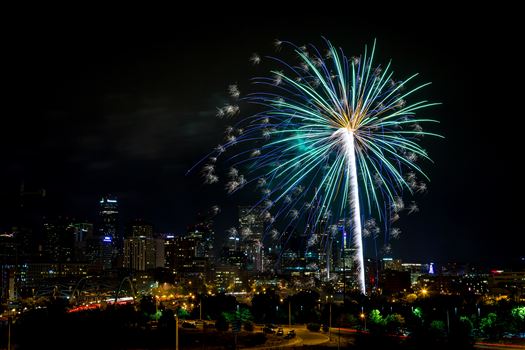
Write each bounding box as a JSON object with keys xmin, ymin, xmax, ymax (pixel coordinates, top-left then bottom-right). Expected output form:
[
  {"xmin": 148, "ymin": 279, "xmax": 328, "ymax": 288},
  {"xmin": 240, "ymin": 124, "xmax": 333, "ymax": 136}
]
[{"xmin": 2, "ymin": 13, "xmax": 522, "ymax": 266}]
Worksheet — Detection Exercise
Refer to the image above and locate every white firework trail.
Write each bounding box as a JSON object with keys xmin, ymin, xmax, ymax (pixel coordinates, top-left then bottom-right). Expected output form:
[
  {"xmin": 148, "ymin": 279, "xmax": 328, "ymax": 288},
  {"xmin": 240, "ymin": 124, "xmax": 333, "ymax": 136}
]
[
  {"xmin": 228, "ymin": 167, "xmax": 239, "ymax": 178},
  {"xmin": 393, "ymin": 197, "xmax": 405, "ymax": 213},
  {"xmin": 228, "ymin": 84, "xmax": 240, "ymax": 98},
  {"xmin": 240, "ymin": 227, "xmax": 252, "ymax": 238},
  {"xmin": 390, "ymin": 227, "xmax": 401, "ymax": 239},
  {"xmin": 210, "ymin": 205, "xmax": 221, "ymax": 215},
  {"xmin": 408, "ymin": 201, "xmax": 419, "ymax": 214},
  {"xmin": 204, "ymin": 173, "xmax": 219, "ymax": 184},
  {"xmin": 223, "ymin": 104, "xmax": 240, "ymax": 117},
  {"xmin": 215, "ymin": 144, "xmax": 225, "ymax": 154},
  {"xmin": 257, "ymin": 177, "xmax": 267, "ymax": 188},
  {"xmin": 274, "ymin": 39, "xmax": 283, "ymax": 51},
  {"xmin": 273, "ymin": 72, "xmax": 283, "ymax": 86},
  {"xmin": 249, "ymin": 53, "xmax": 261, "ymax": 65},
  {"xmin": 406, "ymin": 152, "xmax": 418, "ymax": 162},
  {"xmin": 227, "ymin": 227, "xmax": 238, "ymax": 237},
  {"xmin": 390, "ymin": 213, "xmax": 400, "ymax": 223},
  {"xmin": 225, "ymin": 134, "xmax": 237, "ymax": 144},
  {"xmin": 216, "ymin": 107, "xmax": 225, "ymax": 118},
  {"xmin": 334, "ymin": 128, "xmax": 366, "ymax": 294},
  {"xmin": 307, "ymin": 234, "xmax": 318, "ymax": 247}
]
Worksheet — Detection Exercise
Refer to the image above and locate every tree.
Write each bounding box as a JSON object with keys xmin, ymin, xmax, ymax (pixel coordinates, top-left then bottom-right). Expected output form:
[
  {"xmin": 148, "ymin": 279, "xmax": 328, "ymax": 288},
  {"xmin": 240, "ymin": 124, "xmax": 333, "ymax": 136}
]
[
  {"xmin": 369, "ymin": 309, "xmax": 385, "ymax": 325},
  {"xmin": 479, "ymin": 312, "xmax": 498, "ymax": 339},
  {"xmin": 430, "ymin": 320, "xmax": 446, "ymax": 333},
  {"xmin": 251, "ymin": 289, "xmax": 279, "ymax": 323},
  {"xmin": 511, "ymin": 306, "xmax": 525, "ymax": 333},
  {"xmin": 159, "ymin": 309, "xmax": 175, "ymax": 329},
  {"xmin": 138, "ymin": 295, "xmax": 157, "ymax": 317},
  {"xmin": 223, "ymin": 307, "xmax": 252, "ymax": 324},
  {"xmin": 412, "ymin": 307, "xmax": 423, "ymax": 320},
  {"xmin": 216, "ymin": 314, "xmax": 230, "ymax": 332},
  {"xmin": 385, "ymin": 313, "xmax": 405, "ymax": 333},
  {"xmin": 448, "ymin": 316, "xmax": 474, "ymax": 349}
]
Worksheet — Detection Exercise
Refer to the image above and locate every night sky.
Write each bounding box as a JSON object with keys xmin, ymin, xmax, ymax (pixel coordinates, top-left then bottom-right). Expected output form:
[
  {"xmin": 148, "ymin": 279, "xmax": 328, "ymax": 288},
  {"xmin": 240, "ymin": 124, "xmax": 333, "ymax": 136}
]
[{"xmin": 2, "ymin": 10, "xmax": 522, "ymax": 266}]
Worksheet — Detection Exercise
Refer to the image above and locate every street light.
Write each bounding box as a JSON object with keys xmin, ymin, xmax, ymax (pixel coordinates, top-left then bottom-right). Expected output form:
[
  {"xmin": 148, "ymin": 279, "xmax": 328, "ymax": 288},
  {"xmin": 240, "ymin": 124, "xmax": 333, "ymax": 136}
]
[
  {"xmin": 360, "ymin": 312, "xmax": 367, "ymax": 331},
  {"xmin": 326, "ymin": 295, "xmax": 333, "ymax": 341},
  {"xmin": 7, "ymin": 307, "xmax": 16, "ymax": 350},
  {"xmin": 175, "ymin": 313, "xmax": 179, "ymax": 350},
  {"xmin": 8, "ymin": 314, "xmax": 11, "ymax": 350},
  {"xmin": 360, "ymin": 306, "xmax": 367, "ymax": 332},
  {"xmin": 287, "ymin": 299, "xmax": 291, "ymax": 328}
]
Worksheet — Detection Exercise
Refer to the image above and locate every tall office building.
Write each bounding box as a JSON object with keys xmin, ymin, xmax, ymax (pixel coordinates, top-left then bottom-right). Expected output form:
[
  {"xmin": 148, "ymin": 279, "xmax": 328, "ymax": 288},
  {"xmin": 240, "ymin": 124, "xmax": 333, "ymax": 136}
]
[
  {"xmin": 187, "ymin": 210, "xmax": 215, "ymax": 260},
  {"xmin": 98, "ymin": 196, "xmax": 119, "ymax": 240},
  {"xmin": 123, "ymin": 236, "xmax": 164, "ymax": 271},
  {"xmin": 71, "ymin": 222, "xmax": 93, "ymax": 262},
  {"xmin": 163, "ymin": 234, "xmax": 176, "ymax": 269},
  {"xmin": 130, "ymin": 219, "xmax": 153, "ymax": 238},
  {"xmin": 14, "ymin": 182, "xmax": 47, "ymax": 260},
  {"xmin": 97, "ymin": 195, "xmax": 120, "ymax": 269},
  {"xmin": 238, "ymin": 206, "xmax": 264, "ymax": 272},
  {"xmin": 42, "ymin": 217, "xmax": 76, "ymax": 262}
]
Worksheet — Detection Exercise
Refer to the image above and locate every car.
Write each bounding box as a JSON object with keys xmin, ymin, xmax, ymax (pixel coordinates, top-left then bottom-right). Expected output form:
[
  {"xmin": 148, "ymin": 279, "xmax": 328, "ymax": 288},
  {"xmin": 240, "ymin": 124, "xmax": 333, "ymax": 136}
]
[
  {"xmin": 263, "ymin": 327, "xmax": 276, "ymax": 334},
  {"xmin": 284, "ymin": 330, "xmax": 296, "ymax": 339},
  {"xmin": 276, "ymin": 328, "xmax": 284, "ymax": 336},
  {"xmin": 181, "ymin": 321, "xmax": 196, "ymax": 328},
  {"xmin": 204, "ymin": 322, "xmax": 216, "ymax": 329}
]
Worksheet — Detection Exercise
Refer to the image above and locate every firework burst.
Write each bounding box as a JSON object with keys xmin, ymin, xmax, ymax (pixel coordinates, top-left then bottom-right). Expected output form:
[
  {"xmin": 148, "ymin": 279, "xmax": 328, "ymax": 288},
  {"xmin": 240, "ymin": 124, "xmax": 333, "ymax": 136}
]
[{"xmin": 190, "ymin": 38, "xmax": 441, "ymax": 294}]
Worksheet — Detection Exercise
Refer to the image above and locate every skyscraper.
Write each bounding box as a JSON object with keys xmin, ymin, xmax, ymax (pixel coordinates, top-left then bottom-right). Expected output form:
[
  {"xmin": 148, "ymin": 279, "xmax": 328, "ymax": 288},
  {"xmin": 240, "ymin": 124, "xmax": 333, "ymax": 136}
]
[
  {"xmin": 97, "ymin": 195, "xmax": 119, "ymax": 269},
  {"xmin": 123, "ymin": 236, "xmax": 164, "ymax": 271},
  {"xmin": 99, "ymin": 196, "xmax": 119, "ymax": 239},
  {"xmin": 238, "ymin": 206, "xmax": 264, "ymax": 272},
  {"xmin": 187, "ymin": 210, "xmax": 215, "ymax": 260},
  {"xmin": 42, "ymin": 217, "xmax": 75, "ymax": 262},
  {"xmin": 130, "ymin": 219, "xmax": 153, "ymax": 238}
]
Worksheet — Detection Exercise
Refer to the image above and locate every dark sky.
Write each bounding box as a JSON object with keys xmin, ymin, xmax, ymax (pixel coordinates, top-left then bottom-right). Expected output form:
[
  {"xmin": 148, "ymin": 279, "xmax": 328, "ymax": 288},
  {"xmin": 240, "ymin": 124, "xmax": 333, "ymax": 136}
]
[{"xmin": 2, "ymin": 10, "xmax": 522, "ymax": 266}]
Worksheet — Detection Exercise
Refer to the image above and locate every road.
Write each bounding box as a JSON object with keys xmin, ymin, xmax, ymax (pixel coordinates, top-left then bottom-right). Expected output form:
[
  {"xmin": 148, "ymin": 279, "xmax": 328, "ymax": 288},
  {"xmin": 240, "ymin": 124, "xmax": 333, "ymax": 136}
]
[
  {"xmin": 294, "ymin": 327, "xmax": 330, "ymax": 346},
  {"xmin": 248, "ymin": 325, "xmax": 525, "ymax": 349},
  {"xmin": 245, "ymin": 325, "xmax": 329, "ymax": 349},
  {"xmin": 474, "ymin": 342, "xmax": 525, "ymax": 350}
]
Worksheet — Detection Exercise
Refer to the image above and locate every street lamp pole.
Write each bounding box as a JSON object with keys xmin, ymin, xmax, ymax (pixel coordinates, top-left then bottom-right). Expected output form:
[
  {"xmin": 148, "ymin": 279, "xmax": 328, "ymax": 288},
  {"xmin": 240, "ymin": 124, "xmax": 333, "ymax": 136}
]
[
  {"xmin": 7, "ymin": 316, "xmax": 11, "ymax": 350},
  {"xmin": 288, "ymin": 300, "xmax": 291, "ymax": 328},
  {"xmin": 360, "ymin": 306, "xmax": 367, "ymax": 332},
  {"xmin": 329, "ymin": 300, "xmax": 332, "ymax": 341},
  {"xmin": 175, "ymin": 314, "xmax": 179, "ymax": 350}
]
